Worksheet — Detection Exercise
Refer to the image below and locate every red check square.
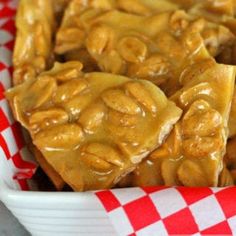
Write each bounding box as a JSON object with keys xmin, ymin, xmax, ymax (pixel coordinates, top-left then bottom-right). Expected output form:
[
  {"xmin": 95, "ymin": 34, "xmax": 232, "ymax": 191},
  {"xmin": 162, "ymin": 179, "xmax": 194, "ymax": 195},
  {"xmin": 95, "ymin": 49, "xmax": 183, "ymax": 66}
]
[
  {"xmin": 1, "ymin": 19, "xmax": 16, "ymax": 35},
  {"xmin": 17, "ymin": 179, "xmax": 29, "ymax": 191},
  {"xmin": 142, "ymin": 186, "xmax": 168, "ymax": 194},
  {"xmin": 0, "ymin": 133, "xmax": 10, "ymax": 159},
  {"xmin": 201, "ymin": 220, "xmax": 232, "ymax": 235},
  {"xmin": 0, "ymin": 6, "xmax": 16, "ymax": 18},
  {"xmin": 215, "ymin": 187, "xmax": 236, "ymax": 218},
  {"xmin": 5, "ymin": 39, "xmax": 14, "ymax": 50},
  {"xmin": 0, "ymin": 62, "xmax": 6, "ymax": 72},
  {"xmin": 0, "ymin": 83, "xmax": 4, "ymax": 100},
  {"xmin": 177, "ymin": 187, "xmax": 213, "ymax": 205},
  {"xmin": 12, "ymin": 152, "xmax": 36, "ymax": 169},
  {"xmin": 124, "ymin": 195, "xmax": 160, "ymax": 231},
  {"xmin": 0, "ymin": 108, "xmax": 9, "ymax": 132},
  {"xmin": 163, "ymin": 207, "xmax": 199, "ymax": 234},
  {"xmin": 96, "ymin": 190, "xmax": 121, "ymax": 212}
]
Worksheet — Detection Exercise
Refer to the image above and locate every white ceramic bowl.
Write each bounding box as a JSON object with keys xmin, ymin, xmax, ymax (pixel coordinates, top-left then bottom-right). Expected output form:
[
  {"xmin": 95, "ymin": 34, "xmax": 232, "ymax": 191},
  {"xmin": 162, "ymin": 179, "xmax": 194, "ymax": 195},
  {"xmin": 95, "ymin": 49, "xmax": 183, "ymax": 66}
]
[{"xmin": 0, "ymin": 179, "xmax": 116, "ymax": 236}]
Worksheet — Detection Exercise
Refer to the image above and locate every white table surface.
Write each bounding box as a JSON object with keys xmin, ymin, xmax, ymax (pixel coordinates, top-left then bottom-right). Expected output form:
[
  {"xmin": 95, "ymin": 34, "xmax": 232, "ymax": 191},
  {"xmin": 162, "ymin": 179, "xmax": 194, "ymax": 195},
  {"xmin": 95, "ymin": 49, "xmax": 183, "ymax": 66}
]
[{"xmin": 0, "ymin": 201, "xmax": 30, "ymax": 236}]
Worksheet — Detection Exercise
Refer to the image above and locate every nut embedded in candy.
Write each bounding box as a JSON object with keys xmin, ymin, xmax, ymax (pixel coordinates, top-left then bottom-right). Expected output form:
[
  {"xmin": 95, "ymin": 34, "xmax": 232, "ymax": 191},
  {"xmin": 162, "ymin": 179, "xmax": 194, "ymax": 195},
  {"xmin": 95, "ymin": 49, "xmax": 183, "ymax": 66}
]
[
  {"xmin": 8, "ymin": 0, "xmax": 236, "ymax": 191},
  {"xmin": 6, "ymin": 61, "xmax": 182, "ymax": 191},
  {"xmin": 55, "ymin": 0, "xmax": 235, "ymax": 95},
  {"xmin": 123, "ymin": 62, "xmax": 235, "ymax": 187},
  {"xmin": 13, "ymin": 0, "xmax": 55, "ymax": 85}
]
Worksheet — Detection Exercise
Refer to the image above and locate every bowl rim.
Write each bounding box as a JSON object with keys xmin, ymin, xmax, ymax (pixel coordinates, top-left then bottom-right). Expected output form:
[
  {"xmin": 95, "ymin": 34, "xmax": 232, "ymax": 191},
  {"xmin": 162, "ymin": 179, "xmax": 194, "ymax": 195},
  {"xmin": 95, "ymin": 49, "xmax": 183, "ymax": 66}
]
[{"xmin": 0, "ymin": 179, "xmax": 107, "ymax": 209}]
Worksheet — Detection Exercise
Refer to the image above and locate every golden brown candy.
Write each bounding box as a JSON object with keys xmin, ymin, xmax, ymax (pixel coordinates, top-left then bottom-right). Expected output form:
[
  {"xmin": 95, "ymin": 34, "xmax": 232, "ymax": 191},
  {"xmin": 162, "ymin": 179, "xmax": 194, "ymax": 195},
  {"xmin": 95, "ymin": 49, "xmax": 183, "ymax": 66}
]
[
  {"xmin": 123, "ymin": 62, "xmax": 235, "ymax": 187},
  {"xmin": 78, "ymin": 103, "xmax": 106, "ymax": 133},
  {"xmin": 31, "ymin": 145, "xmax": 65, "ymax": 190},
  {"xmin": 12, "ymin": 0, "xmax": 236, "ymax": 191},
  {"xmin": 29, "ymin": 108, "xmax": 69, "ymax": 133},
  {"xmin": 13, "ymin": 0, "xmax": 55, "ymax": 85},
  {"xmin": 54, "ymin": 0, "xmax": 116, "ymax": 54},
  {"xmin": 230, "ymin": 169, "xmax": 236, "ymax": 184},
  {"xmin": 229, "ymin": 88, "xmax": 236, "ymax": 137},
  {"xmin": 218, "ymin": 164, "xmax": 234, "ymax": 187},
  {"xmin": 225, "ymin": 136, "xmax": 236, "ymax": 169},
  {"xmin": 64, "ymin": 49, "xmax": 100, "ymax": 72},
  {"xmin": 12, "ymin": 1, "xmax": 63, "ymax": 189},
  {"xmin": 224, "ymin": 137, "xmax": 236, "ymax": 184},
  {"xmin": 55, "ymin": 0, "xmax": 235, "ymax": 95},
  {"xmin": 53, "ymin": 0, "xmax": 71, "ymax": 19},
  {"xmin": 165, "ymin": 0, "xmax": 236, "ymax": 39},
  {"xmin": 6, "ymin": 61, "xmax": 182, "ymax": 191},
  {"xmin": 187, "ymin": 0, "xmax": 236, "ymax": 31},
  {"xmin": 177, "ymin": 160, "xmax": 209, "ymax": 186},
  {"xmin": 55, "ymin": 0, "xmax": 180, "ymax": 55}
]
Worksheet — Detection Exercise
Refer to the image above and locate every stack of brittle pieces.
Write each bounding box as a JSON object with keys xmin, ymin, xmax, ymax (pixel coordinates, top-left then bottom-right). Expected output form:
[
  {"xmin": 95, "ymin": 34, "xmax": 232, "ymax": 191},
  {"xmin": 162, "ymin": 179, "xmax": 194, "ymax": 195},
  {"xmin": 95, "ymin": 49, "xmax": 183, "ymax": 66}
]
[{"xmin": 6, "ymin": 0, "xmax": 236, "ymax": 191}]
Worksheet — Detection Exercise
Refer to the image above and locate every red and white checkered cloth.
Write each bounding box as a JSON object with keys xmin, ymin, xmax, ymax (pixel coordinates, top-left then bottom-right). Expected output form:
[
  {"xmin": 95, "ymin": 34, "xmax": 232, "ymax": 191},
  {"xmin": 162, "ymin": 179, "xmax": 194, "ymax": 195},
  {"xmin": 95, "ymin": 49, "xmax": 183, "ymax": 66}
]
[
  {"xmin": 0, "ymin": 0, "xmax": 37, "ymax": 191},
  {"xmin": 1, "ymin": 1, "xmax": 236, "ymax": 235},
  {"xmin": 96, "ymin": 187, "xmax": 236, "ymax": 235}
]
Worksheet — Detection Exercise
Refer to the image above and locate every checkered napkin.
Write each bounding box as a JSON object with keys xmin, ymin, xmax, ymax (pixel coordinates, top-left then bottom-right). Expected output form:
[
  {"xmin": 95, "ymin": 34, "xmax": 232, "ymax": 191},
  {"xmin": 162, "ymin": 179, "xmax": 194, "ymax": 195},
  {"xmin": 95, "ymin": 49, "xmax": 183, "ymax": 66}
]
[
  {"xmin": 0, "ymin": 0, "xmax": 37, "ymax": 191},
  {"xmin": 1, "ymin": 1, "xmax": 236, "ymax": 235}
]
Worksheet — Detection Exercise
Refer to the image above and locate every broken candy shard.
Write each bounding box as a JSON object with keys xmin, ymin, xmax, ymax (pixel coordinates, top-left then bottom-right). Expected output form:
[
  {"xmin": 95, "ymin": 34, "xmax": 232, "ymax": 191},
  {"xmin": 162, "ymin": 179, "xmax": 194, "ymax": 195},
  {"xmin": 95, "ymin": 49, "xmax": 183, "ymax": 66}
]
[
  {"xmin": 6, "ymin": 61, "xmax": 182, "ymax": 191},
  {"xmin": 13, "ymin": 0, "xmax": 55, "ymax": 85},
  {"xmin": 124, "ymin": 62, "xmax": 235, "ymax": 187}
]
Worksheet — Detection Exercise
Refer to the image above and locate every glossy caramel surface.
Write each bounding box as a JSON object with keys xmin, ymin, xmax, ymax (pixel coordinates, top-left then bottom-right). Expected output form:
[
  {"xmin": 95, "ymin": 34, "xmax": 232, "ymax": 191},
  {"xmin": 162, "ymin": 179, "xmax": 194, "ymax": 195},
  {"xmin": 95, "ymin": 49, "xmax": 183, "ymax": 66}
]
[
  {"xmin": 56, "ymin": 0, "xmax": 235, "ymax": 96},
  {"xmin": 6, "ymin": 61, "xmax": 182, "ymax": 191},
  {"xmin": 13, "ymin": 0, "xmax": 55, "ymax": 85},
  {"xmin": 122, "ymin": 62, "xmax": 235, "ymax": 187},
  {"xmin": 10, "ymin": 0, "xmax": 236, "ymax": 190}
]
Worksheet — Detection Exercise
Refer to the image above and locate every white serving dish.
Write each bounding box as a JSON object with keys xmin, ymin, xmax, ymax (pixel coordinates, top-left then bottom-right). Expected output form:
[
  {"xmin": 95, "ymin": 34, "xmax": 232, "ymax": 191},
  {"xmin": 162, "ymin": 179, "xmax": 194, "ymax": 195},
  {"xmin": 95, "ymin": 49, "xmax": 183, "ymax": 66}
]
[{"xmin": 0, "ymin": 179, "xmax": 116, "ymax": 236}]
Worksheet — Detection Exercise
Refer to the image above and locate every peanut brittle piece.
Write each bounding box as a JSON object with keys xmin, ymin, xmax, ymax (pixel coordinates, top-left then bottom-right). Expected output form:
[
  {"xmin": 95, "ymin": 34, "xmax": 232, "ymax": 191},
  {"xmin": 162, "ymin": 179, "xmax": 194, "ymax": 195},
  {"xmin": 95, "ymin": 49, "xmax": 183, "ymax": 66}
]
[
  {"xmin": 168, "ymin": 0, "xmax": 235, "ymax": 16},
  {"xmin": 55, "ymin": 0, "xmax": 180, "ymax": 55},
  {"xmin": 224, "ymin": 137, "xmax": 236, "ymax": 184},
  {"xmin": 65, "ymin": 49, "xmax": 100, "ymax": 72},
  {"xmin": 53, "ymin": 0, "xmax": 72, "ymax": 17},
  {"xmin": 6, "ymin": 61, "xmax": 182, "ymax": 191},
  {"xmin": 32, "ymin": 146, "xmax": 65, "ymax": 190},
  {"xmin": 186, "ymin": 0, "xmax": 236, "ymax": 33},
  {"xmin": 54, "ymin": 0, "xmax": 115, "ymax": 54},
  {"xmin": 120, "ymin": 0, "xmax": 236, "ymax": 54},
  {"xmin": 225, "ymin": 136, "xmax": 236, "ymax": 169},
  {"xmin": 56, "ymin": 1, "xmax": 235, "ymax": 95},
  {"xmin": 13, "ymin": 0, "xmax": 55, "ymax": 85},
  {"xmin": 53, "ymin": 0, "xmax": 72, "ymax": 26},
  {"xmin": 229, "ymin": 88, "xmax": 236, "ymax": 137},
  {"xmin": 218, "ymin": 163, "xmax": 234, "ymax": 187},
  {"xmin": 169, "ymin": 0, "xmax": 236, "ymax": 62},
  {"xmin": 123, "ymin": 62, "xmax": 235, "ymax": 187},
  {"xmin": 13, "ymin": 0, "xmax": 63, "ymax": 189},
  {"xmin": 115, "ymin": 0, "xmax": 180, "ymax": 15},
  {"xmin": 57, "ymin": 0, "xmax": 236, "ymax": 55},
  {"xmin": 164, "ymin": 0, "xmax": 236, "ymax": 29},
  {"xmin": 153, "ymin": 0, "xmax": 236, "ymax": 65}
]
